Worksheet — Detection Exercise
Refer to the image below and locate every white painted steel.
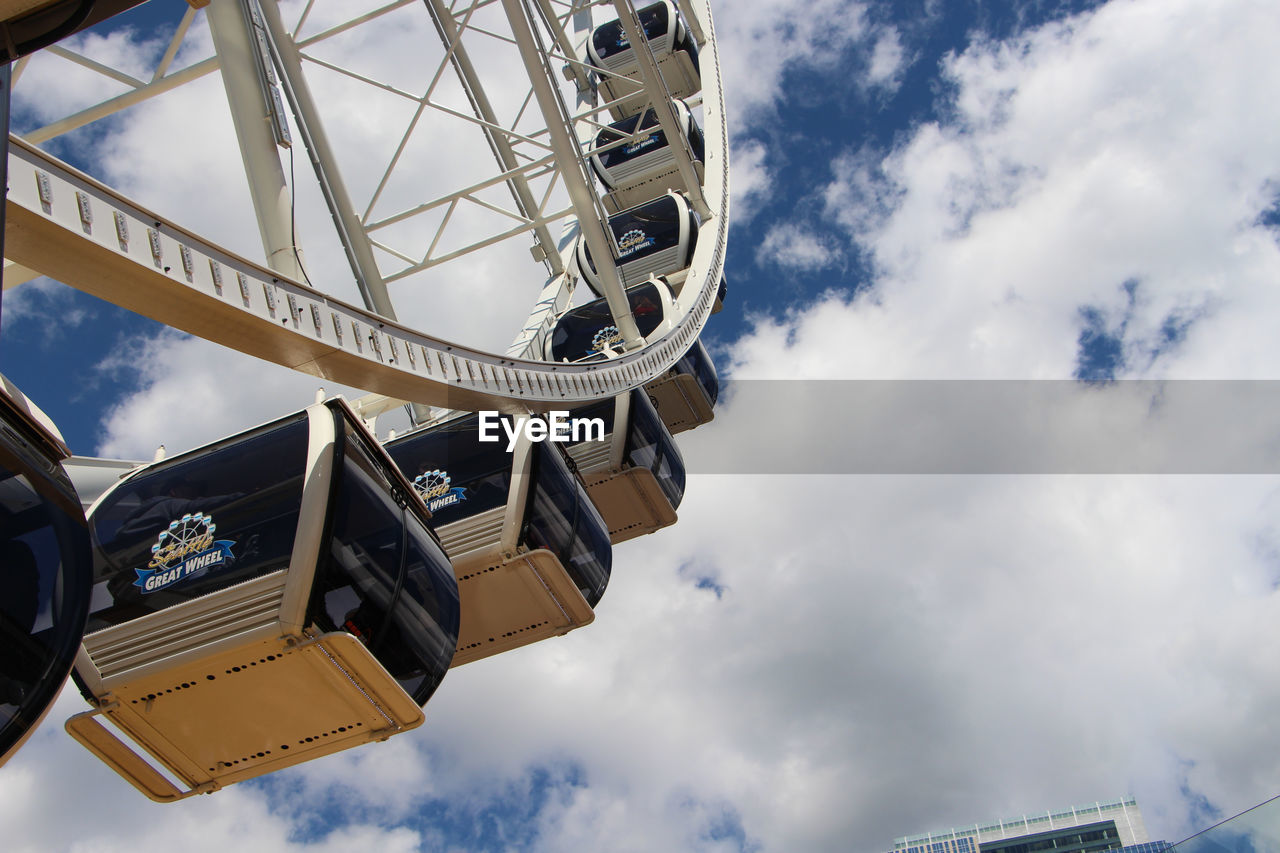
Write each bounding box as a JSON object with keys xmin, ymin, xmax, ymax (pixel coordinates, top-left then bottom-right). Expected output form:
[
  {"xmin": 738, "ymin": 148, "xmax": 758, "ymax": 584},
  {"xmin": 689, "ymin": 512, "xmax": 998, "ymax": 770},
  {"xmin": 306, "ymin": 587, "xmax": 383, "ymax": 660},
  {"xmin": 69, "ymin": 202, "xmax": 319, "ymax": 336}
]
[
  {"xmin": 257, "ymin": 0, "xmax": 398, "ymax": 321},
  {"xmin": 422, "ymin": 0, "xmax": 565, "ymax": 276},
  {"xmin": 206, "ymin": 0, "xmax": 305, "ymax": 281},
  {"xmin": 503, "ymin": 0, "xmax": 644, "ymax": 350},
  {"xmin": 5, "ymin": 0, "xmax": 729, "ymax": 407}
]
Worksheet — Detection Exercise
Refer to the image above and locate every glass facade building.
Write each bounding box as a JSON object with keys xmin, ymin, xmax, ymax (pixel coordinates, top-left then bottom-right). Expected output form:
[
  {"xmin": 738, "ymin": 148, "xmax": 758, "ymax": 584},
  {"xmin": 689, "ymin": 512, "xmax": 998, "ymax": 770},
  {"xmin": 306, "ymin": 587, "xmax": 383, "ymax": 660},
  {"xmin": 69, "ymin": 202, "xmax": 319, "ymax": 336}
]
[
  {"xmin": 892, "ymin": 798, "xmax": 1159, "ymax": 853},
  {"xmin": 980, "ymin": 821, "xmax": 1123, "ymax": 853}
]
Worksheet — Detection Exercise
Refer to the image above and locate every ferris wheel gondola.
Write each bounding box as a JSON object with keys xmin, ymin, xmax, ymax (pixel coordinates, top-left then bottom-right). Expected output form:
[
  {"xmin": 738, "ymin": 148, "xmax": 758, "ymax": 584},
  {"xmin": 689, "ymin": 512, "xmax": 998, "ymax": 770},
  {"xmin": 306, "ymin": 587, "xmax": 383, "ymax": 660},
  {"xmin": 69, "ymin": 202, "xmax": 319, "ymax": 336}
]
[
  {"xmin": 562, "ymin": 389, "xmax": 685, "ymax": 543},
  {"xmin": 384, "ymin": 412, "xmax": 611, "ymax": 667},
  {"xmin": 590, "ymin": 99, "xmax": 705, "ymax": 212},
  {"xmin": 65, "ymin": 398, "xmax": 460, "ymax": 801},
  {"xmin": 549, "ymin": 278, "xmax": 678, "ymax": 362},
  {"xmin": 575, "ymin": 192, "xmax": 700, "ymax": 299},
  {"xmin": 645, "ymin": 338, "xmax": 718, "ymax": 433},
  {"xmin": 0, "ymin": 376, "xmax": 92, "ymax": 768},
  {"xmin": 587, "ymin": 0, "xmax": 701, "ymax": 117},
  {"xmin": 547, "ymin": 280, "xmax": 716, "ymax": 433}
]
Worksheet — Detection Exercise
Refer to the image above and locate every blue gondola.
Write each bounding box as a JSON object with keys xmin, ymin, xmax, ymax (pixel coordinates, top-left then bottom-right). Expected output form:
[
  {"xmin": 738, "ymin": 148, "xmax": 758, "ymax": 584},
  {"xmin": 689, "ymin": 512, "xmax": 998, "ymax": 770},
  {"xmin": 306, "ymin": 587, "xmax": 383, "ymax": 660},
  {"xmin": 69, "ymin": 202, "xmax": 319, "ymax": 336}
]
[
  {"xmin": 588, "ymin": 0, "xmax": 700, "ymax": 117},
  {"xmin": 644, "ymin": 339, "xmax": 719, "ymax": 433},
  {"xmin": 575, "ymin": 192, "xmax": 697, "ymax": 299},
  {"xmin": 562, "ymin": 390, "xmax": 685, "ymax": 543},
  {"xmin": 590, "ymin": 100, "xmax": 704, "ymax": 212},
  {"xmin": 548, "ymin": 279, "xmax": 676, "ymax": 362},
  {"xmin": 384, "ymin": 413, "xmax": 611, "ymax": 667},
  {"xmin": 65, "ymin": 398, "xmax": 460, "ymax": 802},
  {"xmin": 0, "ymin": 376, "xmax": 91, "ymax": 767}
]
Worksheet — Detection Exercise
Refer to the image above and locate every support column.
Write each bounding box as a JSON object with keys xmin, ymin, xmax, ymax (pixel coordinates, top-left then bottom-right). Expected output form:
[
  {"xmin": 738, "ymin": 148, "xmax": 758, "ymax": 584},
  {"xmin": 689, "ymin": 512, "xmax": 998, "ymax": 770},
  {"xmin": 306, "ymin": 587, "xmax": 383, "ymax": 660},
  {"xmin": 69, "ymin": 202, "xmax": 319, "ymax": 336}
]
[
  {"xmin": 206, "ymin": 0, "xmax": 304, "ymax": 281},
  {"xmin": 424, "ymin": 0, "xmax": 564, "ymax": 275},
  {"xmin": 502, "ymin": 0, "xmax": 644, "ymax": 349},
  {"xmin": 256, "ymin": 0, "xmax": 397, "ymax": 322}
]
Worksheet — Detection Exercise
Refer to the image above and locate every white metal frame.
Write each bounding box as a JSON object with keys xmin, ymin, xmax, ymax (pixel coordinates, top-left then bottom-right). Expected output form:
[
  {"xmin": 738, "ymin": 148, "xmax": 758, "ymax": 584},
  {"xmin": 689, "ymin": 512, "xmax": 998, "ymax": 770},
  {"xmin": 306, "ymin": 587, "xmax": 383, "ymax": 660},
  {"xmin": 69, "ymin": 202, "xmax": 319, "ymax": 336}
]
[{"xmin": 5, "ymin": 0, "xmax": 729, "ymax": 408}]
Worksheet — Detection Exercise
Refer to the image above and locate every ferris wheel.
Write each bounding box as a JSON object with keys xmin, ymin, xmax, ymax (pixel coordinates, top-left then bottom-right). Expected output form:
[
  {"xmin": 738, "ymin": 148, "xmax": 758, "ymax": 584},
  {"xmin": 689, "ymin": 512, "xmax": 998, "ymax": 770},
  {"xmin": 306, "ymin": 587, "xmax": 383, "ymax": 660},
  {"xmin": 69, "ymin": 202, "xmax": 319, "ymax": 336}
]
[
  {"xmin": 0, "ymin": 0, "xmax": 729, "ymax": 797},
  {"xmin": 3, "ymin": 0, "xmax": 730, "ymax": 412}
]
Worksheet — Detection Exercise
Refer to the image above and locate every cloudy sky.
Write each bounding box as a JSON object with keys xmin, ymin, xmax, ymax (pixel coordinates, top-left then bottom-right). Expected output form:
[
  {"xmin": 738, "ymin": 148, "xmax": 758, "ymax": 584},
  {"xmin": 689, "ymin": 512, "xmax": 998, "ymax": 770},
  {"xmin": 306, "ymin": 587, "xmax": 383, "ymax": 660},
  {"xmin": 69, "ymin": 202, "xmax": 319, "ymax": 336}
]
[{"xmin": 4, "ymin": 0, "xmax": 1280, "ymax": 850}]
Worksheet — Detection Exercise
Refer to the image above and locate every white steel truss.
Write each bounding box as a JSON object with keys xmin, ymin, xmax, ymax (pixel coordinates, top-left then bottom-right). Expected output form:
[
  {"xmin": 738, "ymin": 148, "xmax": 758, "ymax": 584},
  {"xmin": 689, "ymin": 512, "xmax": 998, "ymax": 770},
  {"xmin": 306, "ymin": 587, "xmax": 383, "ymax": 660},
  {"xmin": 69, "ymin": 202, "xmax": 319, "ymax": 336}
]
[{"xmin": 5, "ymin": 0, "xmax": 730, "ymax": 407}]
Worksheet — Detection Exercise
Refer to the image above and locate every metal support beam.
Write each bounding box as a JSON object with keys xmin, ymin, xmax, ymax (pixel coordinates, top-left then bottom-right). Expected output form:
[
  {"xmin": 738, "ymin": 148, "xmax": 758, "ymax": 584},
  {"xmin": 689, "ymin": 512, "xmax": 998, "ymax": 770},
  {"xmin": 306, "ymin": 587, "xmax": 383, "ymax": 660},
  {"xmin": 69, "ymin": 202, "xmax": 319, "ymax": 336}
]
[
  {"xmin": 422, "ymin": 0, "xmax": 564, "ymax": 275},
  {"xmin": 530, "ymin": 0, "xmax": 592, "ymax": 98},
  {"xmin": 6, "ymin": 136, "xmax": 699, "ymax": 408},
  {"xmin": 673, "ymin": 0, "xmax": 705, "ymax": 45},
  {"xmin": 501, "ymin": 0, "xmax": 643, "ymax": 349},
  {"xmin": 153, "ymin": 5, "xmax": 199, "ymax": 82},
  {"xmin": 610, "ymin": 0, "xmax": 709, "ymax": 218},
  {"xmin": 256, "ymin": 0, "xmax": 399, "ymax": 321},
  {"xmin": 206, "ymin": 0, "xmax": 305, "ymax": 280},
  {"xmin": 262, "ymin": 1, "xmax": 431, "ymax": 427},
  {"xmin": 45, "ymin": 45, "xmax": 146, "ymax": 89}
]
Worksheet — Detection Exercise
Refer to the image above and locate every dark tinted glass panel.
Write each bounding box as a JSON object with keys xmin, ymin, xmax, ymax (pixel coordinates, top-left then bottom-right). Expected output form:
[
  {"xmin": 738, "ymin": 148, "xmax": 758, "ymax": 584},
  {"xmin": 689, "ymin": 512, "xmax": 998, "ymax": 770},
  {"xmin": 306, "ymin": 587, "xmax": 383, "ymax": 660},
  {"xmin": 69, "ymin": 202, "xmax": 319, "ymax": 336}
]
[
  {"xmin": 523, "ymin": 445, "xmax": 610, "ymax": 606},
  {"xmin": 583, "ymin": 196, "xmax": 684, "ymax": 273},
  {"xmin": 598, "ymin": 110, "xmax": 666, "ymax": 170},
  {"xmin": 384, "ymin": 414, "xmax": 512, "ymax": 527},
  {"xmin": 591, "ymin": 1, "xmax": 670, "ymax": 61},
  {"xmin": 86, "ymin": 415, "xmax": 308, "ymax": 632},
  {"xmin": 0, "ymin": 413, "xmax": 91, "ymax": 763},
  {"xmin": 550, "ymin": 282, "xmax": 665, "ymax": 362},
  {"xmin": 687, "ymin": 112, "xmax": 705, "ymax": 161},
  {"xmin": 674, "ymin": 15, "xmax": 699, "ymax": 72},
  {"xmin": 559, "ymin": 398, "xmax": 617, "ymax": 463},
  {"xmin": 623, "ymin": 391, "xmax": 685, "ymax": 508},
  {"xmin": 676, "ymin": 340, "xmax": 719, "ymax": 405},
  {"xmin": 596, "ymin": 107, "xmax": 704, "ymax": 173},
  {"xmin": 310, "ymin": 419, "xmax": 458, "ymax": 705}
]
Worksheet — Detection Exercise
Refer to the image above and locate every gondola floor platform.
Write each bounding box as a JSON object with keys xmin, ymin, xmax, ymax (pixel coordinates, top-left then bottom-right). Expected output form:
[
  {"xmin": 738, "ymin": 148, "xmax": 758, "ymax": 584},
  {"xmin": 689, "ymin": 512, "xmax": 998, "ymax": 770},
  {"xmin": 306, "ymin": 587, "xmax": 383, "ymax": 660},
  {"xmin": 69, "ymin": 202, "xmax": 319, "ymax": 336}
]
[
  {"xmin": 450, "ymin": 546, "xmax": 595, "ymax": 667},
  {"xmin": 66, "ymin": 631, "xmax": 425, "ymax": 802}
]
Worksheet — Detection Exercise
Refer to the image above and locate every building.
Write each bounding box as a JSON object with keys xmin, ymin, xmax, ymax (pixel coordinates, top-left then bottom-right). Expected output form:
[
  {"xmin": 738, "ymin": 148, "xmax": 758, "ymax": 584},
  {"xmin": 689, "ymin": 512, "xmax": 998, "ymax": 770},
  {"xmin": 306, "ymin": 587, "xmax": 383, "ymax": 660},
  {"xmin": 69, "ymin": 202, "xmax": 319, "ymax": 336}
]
[{"xmin": 889, "ymin": 797, "xmax": 1170, "ymax": 853}]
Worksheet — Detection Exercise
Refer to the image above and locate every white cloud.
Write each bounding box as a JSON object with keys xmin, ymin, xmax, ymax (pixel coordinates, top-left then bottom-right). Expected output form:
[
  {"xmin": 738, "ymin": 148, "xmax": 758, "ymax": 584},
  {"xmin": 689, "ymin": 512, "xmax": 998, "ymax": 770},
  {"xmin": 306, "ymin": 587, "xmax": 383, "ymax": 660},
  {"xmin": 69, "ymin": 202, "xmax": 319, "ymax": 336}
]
[
  {"xmin": 0, "ymin": 276, "xmax": 95, "ymax": 336},
  {"xmin": 91, "ymin": 328, "xmax": 368, "ymax": 458},
  {"xmin": 756, "ymin": 222, "xmax": 840, "ymax": 271},
  {"xmin": 815, "ymin": 0, "xmax": 1280, "ymax": 379},
  {"xmin": 715, "ymin": 0, "xmax": 874, "ymax": 126},
  {"xmin": 700, "ymin": 0, "xmax": 1280, "ymax": 841},
  {"xmin": 729, "ymin": 138, "xmax": 771, "ymax": 225},
  {"xmin": 866, "ymin": 27, "xmax": 906, "ymax": 91}
]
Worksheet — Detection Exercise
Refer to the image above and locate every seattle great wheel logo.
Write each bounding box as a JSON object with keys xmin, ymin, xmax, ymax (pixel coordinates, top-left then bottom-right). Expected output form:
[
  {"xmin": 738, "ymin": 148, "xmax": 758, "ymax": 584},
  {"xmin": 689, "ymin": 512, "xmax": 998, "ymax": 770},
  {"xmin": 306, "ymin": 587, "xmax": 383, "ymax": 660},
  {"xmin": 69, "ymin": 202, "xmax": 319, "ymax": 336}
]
[
  {"xmin": 412, "ymin": 470, "xmax": 467, "ymax": 513},
  {"xmin": 134, "ymin": 513, "xmax": 236, "ymax": 594},
  {"xmin": 617, "ymin": 228, "xmax": 652, "ymax": 257},
  {"xmin": 592, "ymin": 325, "xmax": 624, "ymax": 353}
]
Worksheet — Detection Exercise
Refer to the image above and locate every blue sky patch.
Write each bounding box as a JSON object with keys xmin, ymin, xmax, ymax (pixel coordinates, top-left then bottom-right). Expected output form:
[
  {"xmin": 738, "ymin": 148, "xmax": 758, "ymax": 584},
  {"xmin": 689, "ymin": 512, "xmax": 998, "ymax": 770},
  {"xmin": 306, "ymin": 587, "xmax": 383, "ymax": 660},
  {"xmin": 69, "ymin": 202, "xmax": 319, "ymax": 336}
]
[
  {"xmin": 1074, "ymin": 305, "xmax": 1125, "ymax": 382},
  {"xmin": 1256, "ymin": 196, "xmax": 1280, "ymax": 232},
  {"xmin": 260, "ymin": 759, "xmax": 589, "ymax": 850}
]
